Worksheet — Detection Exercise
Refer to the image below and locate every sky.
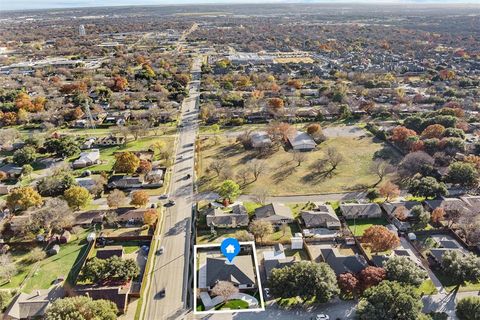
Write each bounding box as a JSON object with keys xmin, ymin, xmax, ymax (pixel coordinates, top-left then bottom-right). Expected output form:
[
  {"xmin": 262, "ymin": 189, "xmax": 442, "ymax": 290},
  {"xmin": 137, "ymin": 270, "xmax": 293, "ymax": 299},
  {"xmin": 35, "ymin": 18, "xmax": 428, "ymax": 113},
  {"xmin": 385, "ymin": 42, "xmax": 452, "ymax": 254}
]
[{"xmin": 0, "ymin": 0, "xmax": 476, "ymax": 11}]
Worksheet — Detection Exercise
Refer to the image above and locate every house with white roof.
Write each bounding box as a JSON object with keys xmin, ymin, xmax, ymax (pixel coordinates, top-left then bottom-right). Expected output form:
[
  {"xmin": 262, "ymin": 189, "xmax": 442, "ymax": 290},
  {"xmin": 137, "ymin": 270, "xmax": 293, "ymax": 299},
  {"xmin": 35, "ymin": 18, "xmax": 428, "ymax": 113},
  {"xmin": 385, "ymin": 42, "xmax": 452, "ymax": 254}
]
[{"xmin": 72, "ymin": 149, "xmax": 100, "ymax": 169}]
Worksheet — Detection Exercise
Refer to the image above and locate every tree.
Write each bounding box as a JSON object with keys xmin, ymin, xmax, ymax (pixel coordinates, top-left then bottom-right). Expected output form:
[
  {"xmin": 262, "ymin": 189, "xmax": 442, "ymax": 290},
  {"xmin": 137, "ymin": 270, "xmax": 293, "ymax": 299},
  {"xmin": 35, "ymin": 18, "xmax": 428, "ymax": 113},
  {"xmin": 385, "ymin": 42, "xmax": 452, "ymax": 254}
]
[
  {"xmin": 113, "ymin": 152, "xmax": 140, "ymax": 174},
  {"xmin": 251, "ymin": 187, "xmax": 269, "ymax": 205},
  {"xmin": 269, "ymin": 261, "xmax": 339, "ymax": 302},
  {"xmin": 356, "ymin": 280, "xmax": 423, "ymax": 320},
  {"xmin": 248, "ymin": 220, "xmax": 273, "ymax": 243},
  {"xmin": 107, "ymin": 189, "xmax": 126, "ymax": 208},
  {"xmin": 456, "ymin": 296, "xmax": 480, "ymax": 320},
  {"xmin": 267, "ymin": 122, "xmax": 294, "ymax": 143},
  {"xmin": 441, "ymin": 251, "xmax": 480, "ymax": 285},
  {"xmin": 384, "ymin": 256, "xmax": 427, "ymax": 286},
  {"xmin": 431, "ymin": 207, "xmax": 445, "ymax": 224},
  {"xmin": 13, "ymin": 146, "xmax": 37, "ymax": 165},
  {"xmin": 378, "ymin": 181, "xmax": 400, "ymax": 202},
  {"xmin": 0, "ymin": 290, "xmax": 14, "ymax": 312},
  {"xmin": 29, "ymin": 198, "xmax": 73, "ymax": 234},
  {"xmin": 28, "ymin": 247, "xmax": 47, "ymax": 263},
  {"xmin": 22, "ymin": 164, "xmax": 33, "ymax": 178},
  {"xmin": 391, "ymin": 126, "xmax": 417, "ymax": 147},
  {"xmin": 6, "ymin": 186, "xmax": 42, "ymax": 212},
  {"xmin": 79, "ymin": 256, "xmax": 139, "ymax": 283},
  {"xmin": 211, "ymin": 281, "xmax": 239, "ymax": 300},
  {"xmin": 45, "ymin": 296, "xmax": 118, "ymax": 320},
  {"xmin": 130, "ymin": 190, "xmax": 149, "ymax": 207},
  {"xmin": 411, "ymin": 205, "xmax": 431, "ymax": 230},
  {"xmin": 0, "ymin": 254, "xmax": 16, "ymax": 283},
  {"xmin": 408, "ymin": 176, "xmax": 447, "ymax": 198},
  {"xmin": 399, "ymin": 151, "xmax": 434, "ymax": 179},
  {"xmin": 138, "ymin": 159, "xmax": 152, "ymax": 174},
  {"xmin": 361, "ymin": 225, "xmax": 400, "ymax": 253},
  {"xmin": 218, "ymin": 180, "xmax": 241, "ymax": 203},
  {"xmin": 446, "ymin": 162, "xmax": 478, "ymax": 188},
  {"xmin": 338, "ymin": 272, "xmax": 359, "ymax": 297},
  {"xmin": 315, "ymin": 147, "xmax": 343, "ymax": 176},
  {"xmin": 247, "ymin": 160, "xmax": 268, "ymax": 182},
  {"xmin": 292, "ymin": 151, "xmax": 307, "ymax": 167},
  {"xmin": 233, "ymin": 230, "xmax": 254, "ymax": 241},
  {"xmin": 37, "ymin": 164, "xmax": 76, "ymax": 197},
  {"xmin": 64, "ymin": 186, "xmax": 91, "ymax": 210},
  {"xmin": 44, "ymin": 136, "xmax": 80, "ymax": 158},
  {"xmin": 143, "ymin": 209, "xmax": 158, "ymax": 226},
  {"xmin": 208, "ymin": 159, "xmax": 228, "ymax": 177},
  {"xmin": 370, "ymin": 160, "xmax": 394, "ymax": 187},
  {"xmin": 358, "ymin": 266, "xmax": 386, "ymax": 292},
  {"xmin": 421, "ymin": 124, "xmax": 446, "ymax": 139}
]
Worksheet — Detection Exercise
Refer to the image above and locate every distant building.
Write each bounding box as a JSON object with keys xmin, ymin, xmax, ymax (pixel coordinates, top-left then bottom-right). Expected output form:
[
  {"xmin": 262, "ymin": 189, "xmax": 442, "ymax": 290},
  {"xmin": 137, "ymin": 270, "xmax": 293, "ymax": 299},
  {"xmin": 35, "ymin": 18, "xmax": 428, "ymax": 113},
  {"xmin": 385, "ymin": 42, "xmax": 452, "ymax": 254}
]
[{"xmin": 79, "ymin": 25, "xmax": 86, "ymax": 37}]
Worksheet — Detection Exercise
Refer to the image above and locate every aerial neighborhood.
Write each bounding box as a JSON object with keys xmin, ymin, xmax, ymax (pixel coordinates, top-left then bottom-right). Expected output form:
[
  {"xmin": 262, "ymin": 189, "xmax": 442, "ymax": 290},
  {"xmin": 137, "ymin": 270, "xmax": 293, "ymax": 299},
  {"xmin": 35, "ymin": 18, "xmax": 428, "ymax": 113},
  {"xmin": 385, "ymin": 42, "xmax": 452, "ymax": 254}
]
[{"xmin": 0, "ymin": 2, "xmax": 479, "ymax": 320}]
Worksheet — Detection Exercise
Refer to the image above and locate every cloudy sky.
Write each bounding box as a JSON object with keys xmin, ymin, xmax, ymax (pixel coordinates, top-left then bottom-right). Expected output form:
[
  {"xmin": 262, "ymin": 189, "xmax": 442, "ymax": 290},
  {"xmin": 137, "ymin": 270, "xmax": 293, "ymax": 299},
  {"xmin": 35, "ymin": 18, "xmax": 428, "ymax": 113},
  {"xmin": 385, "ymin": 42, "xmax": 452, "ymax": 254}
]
[{"xmin": 0, "ymin": 0, "xmax": 475, "ymax": 11}]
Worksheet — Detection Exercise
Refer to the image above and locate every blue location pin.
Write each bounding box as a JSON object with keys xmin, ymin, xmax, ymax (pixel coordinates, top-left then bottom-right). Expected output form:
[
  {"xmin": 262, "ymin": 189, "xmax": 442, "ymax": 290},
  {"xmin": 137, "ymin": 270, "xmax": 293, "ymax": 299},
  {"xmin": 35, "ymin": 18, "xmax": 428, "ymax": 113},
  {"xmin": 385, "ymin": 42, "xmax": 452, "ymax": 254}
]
[{"xmin": 220, "ymin": 238, "xmax": 240, "ymax": 263}]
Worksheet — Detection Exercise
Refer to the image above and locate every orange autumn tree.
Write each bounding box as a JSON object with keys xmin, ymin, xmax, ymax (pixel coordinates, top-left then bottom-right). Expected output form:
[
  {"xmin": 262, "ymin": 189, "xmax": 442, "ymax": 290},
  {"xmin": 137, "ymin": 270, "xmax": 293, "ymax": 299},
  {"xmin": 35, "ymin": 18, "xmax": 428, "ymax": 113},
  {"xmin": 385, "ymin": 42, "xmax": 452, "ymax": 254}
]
[
  {"xmin": 431, "ymin": 207, "xmax": 445, "ymax": 224},
  {"xmin": 143, "ymin": 209, "xmax": 159, "ymax": 226},
  {"xmin": 361, "ymin": 225, "xmax": 400, "ymax": 253},
  {"xmin": 391, "ymin": 126, "xmax": 417, "ymax": 146},
  {"xmin": 379, "ymin": 181, "xmax": 400, "ymax": 202},
  {"xmin": 421, "ymin": 124, "xmax": 446, "ymax": 139}
]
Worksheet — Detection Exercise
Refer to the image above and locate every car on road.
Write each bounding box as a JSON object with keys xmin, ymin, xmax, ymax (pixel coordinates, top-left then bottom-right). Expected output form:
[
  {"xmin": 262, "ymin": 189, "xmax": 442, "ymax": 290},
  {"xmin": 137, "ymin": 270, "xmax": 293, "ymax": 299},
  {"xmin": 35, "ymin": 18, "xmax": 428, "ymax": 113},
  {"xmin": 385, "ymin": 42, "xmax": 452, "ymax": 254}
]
[
  {"xmin": 185, "ymin": 174, "xmax": 191, "ymax": 179},
  {"xmin": 150, "ymin": 203, "xmax": 157, "ymax": 209},
  {"xmin": 157, "ymin": 288, "xmax": 166, "ymax": 299},
  {"xmin": 311, "ymin": 314, "xmax": 329, "ymax": 320},
  {"xmin": 159, "ymin": 194, "xmax": 168, "ymax": 199},
  {"xmin": 157, "ymin": 246, "xmax": 165, "ymax": 255},
  {"xmin": 167, "ymin": 199, "xmax": 176, "ymax": 206},
  {"xmin": 178, "ymin": 155, "xmax": 183, "ymax": 160}
]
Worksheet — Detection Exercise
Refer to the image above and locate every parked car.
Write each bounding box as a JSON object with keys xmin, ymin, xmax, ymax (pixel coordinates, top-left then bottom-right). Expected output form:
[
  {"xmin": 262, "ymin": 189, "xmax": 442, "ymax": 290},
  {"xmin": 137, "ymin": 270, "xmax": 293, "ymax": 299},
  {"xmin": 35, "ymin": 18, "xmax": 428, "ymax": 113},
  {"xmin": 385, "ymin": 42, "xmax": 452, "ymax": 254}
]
[
  {"xmin": 167, "ymin": 199, "xmax": 176, "ymax": 206},
  {"xmin": 312, "ymin": 315, "xmax": 329, "ymax": 320},
  {"xmin": 157, "ymin": 246, "xmax": 165, "ymax": 255},
  {"xmin": 264, "ymin": 287, "xmax": 270, "ymax": 298},
  {"xmin": 151, "ymin": 203, "xmax": 157, "ymax": 209},
  {"xmin": 185, "ymin": 174, "xmax": 191, "ymax": 180},
  {"xmin": 159, "ymin": 194, "xmax": 168, "ymax": 199}
]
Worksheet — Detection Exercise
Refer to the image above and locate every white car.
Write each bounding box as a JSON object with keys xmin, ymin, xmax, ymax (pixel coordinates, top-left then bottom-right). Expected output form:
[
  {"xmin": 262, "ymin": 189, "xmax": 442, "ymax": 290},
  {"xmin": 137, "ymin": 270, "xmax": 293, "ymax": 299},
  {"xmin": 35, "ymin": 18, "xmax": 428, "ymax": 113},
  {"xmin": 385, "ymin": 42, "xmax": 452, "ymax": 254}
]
[
  {"xmin": 264, "ymin": 288, "xmax": 270, "ymax": 298},
  {"xmin": 313, "ymin": 314, "xmax": 329, "ymax": 320}
]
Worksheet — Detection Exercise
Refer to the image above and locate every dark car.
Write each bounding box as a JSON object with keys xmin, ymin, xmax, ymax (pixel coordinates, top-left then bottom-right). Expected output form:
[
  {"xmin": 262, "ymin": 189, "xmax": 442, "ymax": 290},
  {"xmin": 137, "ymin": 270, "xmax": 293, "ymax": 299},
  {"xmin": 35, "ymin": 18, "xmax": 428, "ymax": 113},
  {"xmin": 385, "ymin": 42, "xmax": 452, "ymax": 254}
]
[{"xmin": 185, "ymin": 174, "xmax": 191, "ymax": 179}]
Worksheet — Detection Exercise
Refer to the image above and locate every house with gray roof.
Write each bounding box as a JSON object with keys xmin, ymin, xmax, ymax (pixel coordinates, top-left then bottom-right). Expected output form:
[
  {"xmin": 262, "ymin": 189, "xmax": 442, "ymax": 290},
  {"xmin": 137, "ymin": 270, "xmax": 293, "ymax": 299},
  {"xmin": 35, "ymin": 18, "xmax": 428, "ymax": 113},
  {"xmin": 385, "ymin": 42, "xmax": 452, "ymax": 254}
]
[
  {"xmin": 286, "ymin": 130, "xmax": 316, "ymax": 151},
  {"xmin": 381, "ymin": 201, "xmax": 422, "ymax": 219},
  {"xmin": 254, "ymin": 203, "xmax": 294, "ymax": 226},
  {"xmin": 263, "ymin": 244, "xmax": 296, "ymax": 277},
  {"xmin": 204, "ymin": 255, "xmax": 257, "ymax": 290},
  {"xmin": 428, "ymin": 235, "xmax": 468, "ymax": 265},
  {"xmin": 320, "ymin": 246, "xmax": 368, "ymax": 275},
  {"xmin": 72, "ymin": 149, "xmax": 100, "ymax": 169},
  {"xmin": 250, "ymin": 131, "xmax": 272, "ymax": 149},
  {"xmin": 301, "ymin": 204, "xmax": 340, "ymax": 229},
  {"xmin": 424, "ymin": 198, "xmax": 471, "ymax": 214},
  {"xmin": 4, "ymin": 285, "xmax": 64, "ymax": 320},
  {"xmin": 340, "ymin": 203, "xmax": 382, "ymax": 219},
  {"xmin": 206, "ymin": 205, "xmax": 249, "ymax": 228}
]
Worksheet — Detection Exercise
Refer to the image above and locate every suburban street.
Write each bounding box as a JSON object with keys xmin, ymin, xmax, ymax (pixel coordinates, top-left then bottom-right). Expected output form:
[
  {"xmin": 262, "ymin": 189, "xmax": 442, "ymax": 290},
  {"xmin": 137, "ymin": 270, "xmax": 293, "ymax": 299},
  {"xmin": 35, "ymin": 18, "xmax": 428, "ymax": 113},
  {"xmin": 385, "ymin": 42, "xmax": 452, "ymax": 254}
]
[{"xmin": 142, "ymin": 56, "xmax": 202, "ymax": 320}]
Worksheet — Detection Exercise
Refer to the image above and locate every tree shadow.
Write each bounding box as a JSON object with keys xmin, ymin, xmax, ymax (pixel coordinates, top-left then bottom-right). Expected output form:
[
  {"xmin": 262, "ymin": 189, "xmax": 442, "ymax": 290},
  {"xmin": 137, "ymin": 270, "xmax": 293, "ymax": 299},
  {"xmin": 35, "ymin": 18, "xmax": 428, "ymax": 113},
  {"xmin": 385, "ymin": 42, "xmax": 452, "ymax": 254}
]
[{"xmin": 271, "ymin": 166, "xmax": 297, "ymax": 184}]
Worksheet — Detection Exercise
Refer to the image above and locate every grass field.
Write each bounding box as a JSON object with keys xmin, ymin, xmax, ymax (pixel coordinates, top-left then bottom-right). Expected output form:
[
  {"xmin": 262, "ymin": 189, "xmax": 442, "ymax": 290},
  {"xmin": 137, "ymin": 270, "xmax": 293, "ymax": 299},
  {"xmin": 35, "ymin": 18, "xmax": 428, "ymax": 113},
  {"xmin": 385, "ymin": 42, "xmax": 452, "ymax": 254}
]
[
  {"xmin": 198, "ymin": 134, "xmax": 400, "ymax": 196},
  {"xmin": 21, "ymin": 228, "xmax": 91, "ymax": 293},
  {"xmin": 215, "ymin": 299, "xmax": 250, "ymax": 310},
  {"xmin": 415, "ymin": 279, "xmax": 438, "ymax": 296},
  {"xmin": 346, "ymin": 217, "xmax": 389, "ymax": 236}
]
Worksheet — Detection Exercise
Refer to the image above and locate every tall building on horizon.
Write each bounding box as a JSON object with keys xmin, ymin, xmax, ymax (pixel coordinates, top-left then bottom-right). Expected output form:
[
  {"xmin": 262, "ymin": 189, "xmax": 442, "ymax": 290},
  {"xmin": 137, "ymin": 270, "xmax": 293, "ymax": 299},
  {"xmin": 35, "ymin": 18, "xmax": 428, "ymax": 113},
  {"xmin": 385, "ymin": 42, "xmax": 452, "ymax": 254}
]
[{"xmin": 79, "ymin": 24, "xmax": 86, "ymax": 37}]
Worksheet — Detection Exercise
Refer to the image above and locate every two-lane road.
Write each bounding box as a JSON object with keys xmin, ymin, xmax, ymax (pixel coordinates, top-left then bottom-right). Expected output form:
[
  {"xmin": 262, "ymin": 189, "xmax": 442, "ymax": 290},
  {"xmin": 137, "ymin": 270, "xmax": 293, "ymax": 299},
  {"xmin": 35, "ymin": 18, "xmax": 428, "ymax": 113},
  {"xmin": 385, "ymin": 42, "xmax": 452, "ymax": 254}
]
[{"xmin": 143, "ymin": 56, "xmax": 202, "ymax": 320}]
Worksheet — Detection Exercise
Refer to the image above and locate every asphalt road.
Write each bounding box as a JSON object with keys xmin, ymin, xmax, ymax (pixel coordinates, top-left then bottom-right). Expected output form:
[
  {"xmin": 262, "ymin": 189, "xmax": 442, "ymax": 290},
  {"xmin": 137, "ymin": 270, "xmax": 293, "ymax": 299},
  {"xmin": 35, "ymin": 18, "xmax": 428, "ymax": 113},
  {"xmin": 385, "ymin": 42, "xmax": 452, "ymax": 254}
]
[{"xmin": 143, "ymin": 56, "xmax": 202, "ymax": 320}]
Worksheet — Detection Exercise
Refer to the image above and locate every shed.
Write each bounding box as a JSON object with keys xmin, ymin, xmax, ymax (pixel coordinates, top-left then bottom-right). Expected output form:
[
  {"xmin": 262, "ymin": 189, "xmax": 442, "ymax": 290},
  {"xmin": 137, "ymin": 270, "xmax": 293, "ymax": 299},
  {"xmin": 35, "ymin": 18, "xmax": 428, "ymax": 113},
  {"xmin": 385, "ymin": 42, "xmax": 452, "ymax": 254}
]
[{"xmin": 49, "ymin": 244, "xmax": 60, "ymax": 255}]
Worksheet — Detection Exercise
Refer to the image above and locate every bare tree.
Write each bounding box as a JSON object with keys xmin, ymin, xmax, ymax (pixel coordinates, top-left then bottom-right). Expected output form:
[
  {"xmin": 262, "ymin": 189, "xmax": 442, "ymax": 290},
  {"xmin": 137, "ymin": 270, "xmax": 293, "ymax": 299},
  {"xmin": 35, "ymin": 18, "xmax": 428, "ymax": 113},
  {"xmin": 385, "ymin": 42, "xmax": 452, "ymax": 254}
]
[
  {"xmin": 0, "ymin": 254, "xmax": 16, "ymax": 283},
  {"xmin": 292, "ymin": 151, "xmax": 307, "ymax": 167},
  {"xmin": 211, "ymin": 281, "xmax": 239, "ymax": 300},
  {"xmin": 107, "ymin": 189, "xmax": 127, "ymax": 208},
  {"xmin": 370, "ymin": 160, "xmax": 394, "ymax": 187},
  {"xmin": 247, "ymin": 160, "xmax": 268, "ymax": 182},
  {"xmin": 251, "ymin": 187, "xmax": 270, "ymax": 205},
  {"xmin": 208, "ymin": 159, "xmax": 229, "ymax": 177},
  {"xmin": 236, "ymin": 168, "xmax": 252, "ymax": 186}
]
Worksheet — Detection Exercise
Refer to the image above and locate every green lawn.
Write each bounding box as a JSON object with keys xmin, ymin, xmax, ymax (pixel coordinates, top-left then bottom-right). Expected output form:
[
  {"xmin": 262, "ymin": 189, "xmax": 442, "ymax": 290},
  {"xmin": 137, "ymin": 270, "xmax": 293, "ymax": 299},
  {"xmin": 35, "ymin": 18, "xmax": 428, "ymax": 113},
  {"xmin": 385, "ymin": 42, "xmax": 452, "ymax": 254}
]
[
  {"xmin": 243, "ymin": 202, "xmax": 262, "ymax": 217},
  {"xmin": 347, "ymin": 217, "xmax": 389, "ymax": 236},
  {"xmin": 196, "ymin": 229, "xmax": 242, "ymax": 244},
  {"xmin": 434, "ymin": 271, "xmax": 480, "ymax": 292},
  {"xmin": 22, "ymin": 228, "xmax": 91, "ymax": 293},
  {"xmin": 215, "ymin": 299, "xmax": 249, "ymax": 310},
  {"xmin": 284, "ymin": 248, "xmax": 309, "ymax": 261},
  {"xmin": 0, "ymin": 248, "xmax": 35, "ymax": 290},
  {"xmin": 76, "ymin": 136, "xmax": 174, "ymax": 172},
  {"xmin": 415, "ymin": 279, "xmax": 438, "ymax": 296},
  {"xmin": 266, "ymin": 223, "xmax": 300, "ymax": 242},
  {"xmin": 287, "ymin": 202, "xmax": 316, "ymax": 219}
]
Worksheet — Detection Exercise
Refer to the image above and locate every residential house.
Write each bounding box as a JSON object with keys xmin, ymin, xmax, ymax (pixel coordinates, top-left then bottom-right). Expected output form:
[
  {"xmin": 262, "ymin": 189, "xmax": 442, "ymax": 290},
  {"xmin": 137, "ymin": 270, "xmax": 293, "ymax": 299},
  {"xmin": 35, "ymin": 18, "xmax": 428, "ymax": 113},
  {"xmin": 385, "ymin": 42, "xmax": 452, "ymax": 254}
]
[
  {"xmin": 371, "ymin": 248, "xmax": 423, "ymax": 268},
  {"xmin": 460, "ymin": 195, "xmax": 480, "ymax": 214},
  {"xmin": 74, "ymin": 283, "xmax": 131, "ymax": 313},
  {"xmin": 254, "ymin": 203, "xmax": 294, "ymax": 226},
  {"xmin": 340, "ymin": 203, "xmax": 382, "ymax": 219},
  {"xmin": 0, "ymin": 164, "xmax": 23, "ymax": 179},
  {"xmin": 96, "ymin": 246, "xmax": 125, "ymax": 259},
  {"xmin": 250, "ymin": 131, "xmax": 272, "ymax": 149},
  {"xmin": 72, "ymin": 149, "xmax": 100, "ymax": 169},
  {"xmin": 424, "ymin": 198, "xmax": 471, "ymax": 215},
  {"xmin": 320, "ymin": 246, "xmax": 368, "ymax": 275},
  {"xmin": 73, "ymin": 210, "xmax": 105, "ymax": 226},
  {"xmin": 75, "ymin": 177, "xmax": 99, "ymax": 193},
  {"xmin": 108, "ymin": 175, "xmax": 144, "ymax": 189},
  {"xmin": 4, "ymin": 285, "xmax": 64, "ymax": 320},
  {"xmin": 382, "ymin": 201, "xmax": 422, "ymax": 220},
  {"xmin": 204, "ymin": 255, "xmax": 257, "ymax": 290},
  {"xmin": 428, "ymin": 235, "xmax": 468, "ymax": 265},
  {"xmin": 263, "ymin": 244, "xmax": 296, "ymax": 278},
  {"xmin": 301, "ymin": 204, "xmax": 340, "ymax": 229},
  {"xmin": 9, "ymin": 215, "xmax": 31, "ymax": 232},
  {"xmin": 95, "ymin": 136, "xmax": 125, "ymax": 147},
  {"xmin": 116, "ymin": 208, "xmax": 147, "ymax": 224},
  {"xmin": 205, "ymin": 205, "xmax": 249, "ymax": 228},
  {"xmin": 286, "ymin": 130, "xmax": 317, "ymax": 151}
]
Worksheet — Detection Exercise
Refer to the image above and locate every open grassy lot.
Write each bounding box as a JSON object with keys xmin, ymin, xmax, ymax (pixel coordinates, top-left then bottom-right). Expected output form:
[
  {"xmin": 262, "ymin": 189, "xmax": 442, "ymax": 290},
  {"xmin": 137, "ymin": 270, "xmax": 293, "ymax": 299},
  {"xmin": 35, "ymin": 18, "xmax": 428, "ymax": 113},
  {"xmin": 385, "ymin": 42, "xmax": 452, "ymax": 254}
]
[
  {"xmin": 198, "ymin": 134, "xmax": 400, "ymax": 196},
  {"xmin": 76, "ymin": 136, "xmax": 174, "ymax": 172},
  {"xmin": 0, "ymin": 230, "xmax": 89, "ymax": 292},
  {"xmin": 434, "ymin": 271, "xmax": 480, "ymax": 292},
  {"xmin": 346, "ymin": 217, "xmax": 389, "ymax": 236}
]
